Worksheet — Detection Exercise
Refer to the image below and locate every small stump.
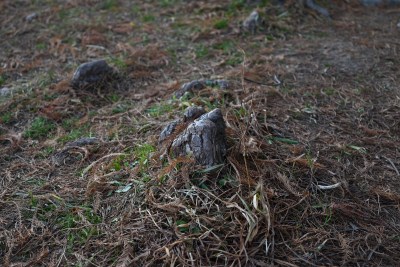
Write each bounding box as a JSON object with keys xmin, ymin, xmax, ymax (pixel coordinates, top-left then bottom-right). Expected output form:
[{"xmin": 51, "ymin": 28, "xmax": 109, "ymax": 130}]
[
  {"xmin": 167, "ymin": 108, "xmax": 227, "ymax": 167},
  {"xmin": 71, "ymin": 60, "xmax": 115, "ymax": 90}
]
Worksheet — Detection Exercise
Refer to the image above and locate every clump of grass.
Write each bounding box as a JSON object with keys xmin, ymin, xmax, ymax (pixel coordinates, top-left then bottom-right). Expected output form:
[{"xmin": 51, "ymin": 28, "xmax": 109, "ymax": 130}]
[
  {"xmin": 35, "ymin": 42, "xmax": 47, "ymax": 51},
  {"xmin": 112, "ymin": 103, "xmax": 129, "ymax": 114},
  {"xmin": 160, "ymin": 0, "xmax": 177, "ymax": 8},
  {"xmin": 142, "ymin": 14, "xmax": 156, "ymax": 23},
  {"xmin": 36, "ymin": 71, "xmax": 55, "ymax": 89},
  {"xmin": 227, "ymin": 0, "xmax": 246, "ymax": 15},
  {"xmin": 108, "ymin": 93, "xmax": 121, "ymax": 103},
  {"xmin": 0, "ymin": 112, "xmax": 12, "ymax": 124},
  {"xmin": 109, "ymin": 56, "xmax": 128, "ymax": 70},
  {"xmin": 212, "ymin": 39, "xmax": 243, "ymax": 66},
  {"xmin": 101, "ymin": 0, "xmax": 119, "ymax": 10},
  {"xmin": 58, "ymin": 127, "xmax": 89, "ymax": 143},
  {"xmin": 214, "ymin": 18, "xmax": 229, "ymax": 30},
  {"xmin": 214, "ymin": 40, "xmax": 235, "ymax": 52},
  {"xmin": 111, "ymin": 156, "xmax": 125, "ymax": 171},
  {"xmin": 24, "ymin": 117, "xmax": 56, "ymax": 139},
  {"xmin": 55, "ymin": 207, "xmax": 101, "ymax": 251},
  {"xmin": 323, "ymin": 87, "xmax": 335, "ymax": 96},
  {"xmin": 146, "ymin": 102, "xmax": 174, "ymax": 117},
  {"xmin": 0, "ymin": 75, "xmax": 6, "ymax": 86},
  {"xmin": 195, "ymin": 44, "xmax": 209, "ymax": 59},
  {"xmin": 135, "ymin": 143, "xmax": 155, "ymax": 170}
]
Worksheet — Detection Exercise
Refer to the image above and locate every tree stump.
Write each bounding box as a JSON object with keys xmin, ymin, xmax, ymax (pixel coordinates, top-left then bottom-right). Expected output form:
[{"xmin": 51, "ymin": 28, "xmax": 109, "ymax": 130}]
[
  {"xmin": 170, "ymin": 108, "xmax": 227, "ymax": 167},
  {"xmin": 71, "ymin": 60, "xmax": 115, "ymax": 90}
]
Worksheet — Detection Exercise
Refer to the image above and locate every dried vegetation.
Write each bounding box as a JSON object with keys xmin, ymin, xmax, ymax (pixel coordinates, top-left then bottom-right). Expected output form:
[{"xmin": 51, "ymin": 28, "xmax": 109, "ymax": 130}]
[{"xmin": 1, "ymin": 0, "xmax": 400, "ymax": 266}]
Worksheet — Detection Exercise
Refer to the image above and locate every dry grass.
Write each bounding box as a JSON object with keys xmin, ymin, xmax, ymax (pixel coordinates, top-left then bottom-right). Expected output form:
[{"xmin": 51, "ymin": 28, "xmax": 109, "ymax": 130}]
[{"xmin": 1, "ymin": 0, "xmax": 400, "ymax": 266}]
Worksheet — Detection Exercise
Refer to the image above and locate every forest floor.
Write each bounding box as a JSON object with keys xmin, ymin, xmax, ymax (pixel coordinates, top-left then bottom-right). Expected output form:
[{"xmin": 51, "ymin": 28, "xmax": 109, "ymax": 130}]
[{"xmin": 1, "ymin": 0, "xmax": 400, "ymax": 266}]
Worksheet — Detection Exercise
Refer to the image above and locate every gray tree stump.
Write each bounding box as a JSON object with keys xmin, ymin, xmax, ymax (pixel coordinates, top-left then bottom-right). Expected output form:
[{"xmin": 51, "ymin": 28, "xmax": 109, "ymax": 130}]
[
  {"xmin": 170, "ymin": 108, "xmax": 227, "ymax": 167},
  {"xmin": 71, "ymin": 60, "xmax": 115, "ymax": 90}
]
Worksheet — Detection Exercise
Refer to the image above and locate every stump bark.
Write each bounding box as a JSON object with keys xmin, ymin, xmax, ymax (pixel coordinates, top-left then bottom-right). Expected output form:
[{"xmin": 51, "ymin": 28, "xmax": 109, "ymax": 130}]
[{"xmin": 170, "ymin": 108, "xmax": 227, "ymax": 167}]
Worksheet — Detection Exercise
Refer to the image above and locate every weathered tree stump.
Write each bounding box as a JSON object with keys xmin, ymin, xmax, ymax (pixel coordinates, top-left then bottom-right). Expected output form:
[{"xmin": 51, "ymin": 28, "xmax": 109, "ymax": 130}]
[
  {"xmin": 71, "ymin": 60, "xmax": 115, "ymax": 90},
  {"xmin": 243, "ymin": 10, "xmax": 260, "ymax": 33},
  {"xmin": 159, "ymin": 106, "xmax": 206, "ymax": 143},
  {"xmin": 170, "ymin": 108, "xmax": 227, "ymax": 167}
]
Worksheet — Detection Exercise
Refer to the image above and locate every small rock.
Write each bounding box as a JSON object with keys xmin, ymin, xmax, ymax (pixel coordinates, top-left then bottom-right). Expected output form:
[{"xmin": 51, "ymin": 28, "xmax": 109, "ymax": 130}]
[
  {"xmin": 170, "ymin": 108, "xmax": 227, "ymax": 167},
  {"xmin": 0, "ymin": 87, "xmax": 11, "ymax": 97},
  {"xmin": 25, "ymin": 12, "xmax": 38, "ymax": 22},
  {"xmin": 243, "ymin": 10, "xmax": 259, "ymax": 33},
  {"xmin": 175, "ymin": 79, "xmax": 229, "ymax": 98},
  {"xmin": 71, "ymin": 60, "xmax": 115, "ymax": 90}
]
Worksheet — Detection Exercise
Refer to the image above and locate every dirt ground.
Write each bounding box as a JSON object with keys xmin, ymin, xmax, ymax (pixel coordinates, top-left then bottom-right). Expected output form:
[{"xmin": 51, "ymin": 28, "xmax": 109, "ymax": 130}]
[{"xmin": 1, "ymin": 0, "xmax": 400, "ymax": 266}]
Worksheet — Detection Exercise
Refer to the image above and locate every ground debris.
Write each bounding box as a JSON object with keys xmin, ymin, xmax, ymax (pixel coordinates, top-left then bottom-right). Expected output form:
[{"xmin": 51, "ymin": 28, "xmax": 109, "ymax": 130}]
[
  {"xmin": 1, "ymin": 1, "xmax": 400, "ymax": 266},
  {"xmin": 52, "ymin": 137, "xmax": 100, "ymax": 165}
]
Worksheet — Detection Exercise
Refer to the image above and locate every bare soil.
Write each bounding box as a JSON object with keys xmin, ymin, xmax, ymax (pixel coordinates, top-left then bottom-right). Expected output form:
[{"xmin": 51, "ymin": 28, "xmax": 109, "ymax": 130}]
[{"xmin": 1, "ymin": 1, "xmax": 400, "ymax": 266}]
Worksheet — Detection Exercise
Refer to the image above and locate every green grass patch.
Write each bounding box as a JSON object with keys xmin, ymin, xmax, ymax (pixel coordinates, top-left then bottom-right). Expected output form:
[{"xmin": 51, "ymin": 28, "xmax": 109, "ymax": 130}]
[
  {"xmin": 176, "ymin": 219, "xmax": 189, "ymax": 233},
  {"xmin": 0, "ymin": 75, "xmax": 6, "ymax": 86},
  {"xmin": 233, "ymin": 106, "xmax": 248, "ymax": 118},
  {"xmin": 0, "ymin": 112, "xmax": 12, "ymax": 124},
  {"xmin": 225, "ymin": 52, "xmax": 243, "ymax": 66},
  {"xmin": 146, "ymin": 102, "xmax": 174, "ymax": 117},
  {"xmin": 41, "ymin": 146, "xmax": 56, "ymax": 157},
  {"xmin": 61, "ymin": 117, "xmax": 78, "ymax": 130},
  {"xmin": 214, "ymin": 19, "xmax": 229, "ymax": 30},
  {"xmin": 134, "ymin": 143, "xmax": 155, "ymax": 170},
  {"xmin": 142, "ymin": 14, "xmax": 156, "ymax": 23},
  {"xmin": 195, "ymin": 44, "xmax": 209, "ymax": 59},
  {"xmin": 111, "ymin": 155, "xmax": 130, "ymax": 171},
  {"xmin": 112, "ymin": 103, "xmax": 129, "ymax": 114},
  {"xmin": 109, "ymin": 56, "xmax": 128, "ymax": 70},
  {"xmin": 101, "ymin": 0, "xmax": 119, "ymax": 10},
  {"xmin": 24, "ymin": 117, "xmax": 56, "ymax": 139},
  {"xmin": 268, "ymin": 137, "xmax": 299, "ymax": 145},
  {"xmin": 59, "ymin": 117, "xmax": 89, "ymax": 143},
  {"xmin": 36, "ymin": 71, "xmax": 56, "ymax": 89},
  {"xmin": 109, "ymin": 144, "xmax": 155, "ymax": 173},
  {"xmin": 160, "ymin": 0, "xmax": 178, "ymax": 8},
  {"xmin": 58, "ymin": 127, "xmax": 89, "ymax": 143},
  {"xmin": 213, "ymin": 40, "xmax": 235, "ymax": 52},
  {"xmin": 43, "ymin": 92, "xmax": 59, "ymax": 101},
  {"xmin": 322, "ymin": 87, "xmax": 335, "ymax": 96},
  {"xmin": 108, "ymin": 93, "xmax": 121, "ymax": 103},
  {"xmin": 55, "ymin": 207, "xmax": 102, "ymax": 251},
  {"xmin": 212, "ymin": 40, "xmax": 242, "ymax": 66},
  {"xmin": 35, "ymin": 42, "xmax": 47, "ymax": 51},
  {"xmin": 228, "ymin": 0, "xmax": 246, "ymax": 14}
]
